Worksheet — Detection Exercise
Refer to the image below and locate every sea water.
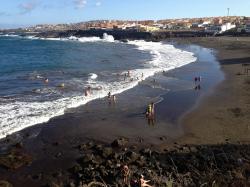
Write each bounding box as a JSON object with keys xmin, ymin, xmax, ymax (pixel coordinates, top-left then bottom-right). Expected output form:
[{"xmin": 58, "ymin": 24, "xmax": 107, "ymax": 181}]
[{"xmin": 0, "ymin": 34, "xmax": 196, "ymax": 139}]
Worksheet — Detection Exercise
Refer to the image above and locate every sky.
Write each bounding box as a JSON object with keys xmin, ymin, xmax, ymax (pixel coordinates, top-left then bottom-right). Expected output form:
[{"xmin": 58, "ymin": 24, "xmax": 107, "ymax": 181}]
[{"xmin": 0, "ymin": 0, "xmax": 250, "ymax": 28}]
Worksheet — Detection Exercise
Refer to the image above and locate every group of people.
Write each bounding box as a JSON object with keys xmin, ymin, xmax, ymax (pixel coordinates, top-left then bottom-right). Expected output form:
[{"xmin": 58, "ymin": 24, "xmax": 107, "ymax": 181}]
[
  {"xmin": 43, "ymin": 78, "xmax": 64, "ymax": 88},
  {"xmin": 123, "ymin": 71, "xmax": 144, "ymax": 82},
  {"xmin": 108, "ymin": 92, "xmax": 116, "ymax": 104},
  {"xmin": 194, "ymin": 76, "xmax": 202, "ymax": 90},
  {"xmin": 194, "ymin": 76, "xmax": 202, "ymax": 82}
]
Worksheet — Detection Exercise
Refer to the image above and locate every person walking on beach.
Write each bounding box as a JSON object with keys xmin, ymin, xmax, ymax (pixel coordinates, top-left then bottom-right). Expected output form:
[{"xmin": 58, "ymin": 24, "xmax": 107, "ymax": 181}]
[
  {"xmin": 151, "ymin": 102, "xmax": 155, "ymax": 116},
  {"xmin": 146, "ymin": 102, "xmax": 155, "ymax": 117},
  {"xmin": 146, "ymin": 102, "xmax": 155, "ymax": 125},
  {"xmin": 198, "ymin": 76, "xmax": 202, "ymax": 82},
  {"xmin": 112, "ymin": 95, "xmax": 116, "ymax": 103},
  {"xmin": 194, "ymin": 77, "xmax": 198, "ymax": 83}
]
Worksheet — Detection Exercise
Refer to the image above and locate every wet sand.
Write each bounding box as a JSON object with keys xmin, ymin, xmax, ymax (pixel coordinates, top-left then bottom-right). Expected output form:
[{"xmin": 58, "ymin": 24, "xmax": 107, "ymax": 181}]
[{"xmin": 1, "ymin": 38, "xmax": 250, "ymax": 186}]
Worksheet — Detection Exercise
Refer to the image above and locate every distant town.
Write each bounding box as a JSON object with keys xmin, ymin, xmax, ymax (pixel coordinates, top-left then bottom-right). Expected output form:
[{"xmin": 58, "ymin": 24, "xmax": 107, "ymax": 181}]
[{"xmin": 1, "ymin": 16, "xmax": 250, "ymax": 36}]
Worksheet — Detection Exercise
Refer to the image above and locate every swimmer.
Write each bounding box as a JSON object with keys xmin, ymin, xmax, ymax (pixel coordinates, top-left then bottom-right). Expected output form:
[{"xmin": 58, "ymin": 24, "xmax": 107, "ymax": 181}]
[
  {"xmin": 44, "ymin": 78, "xmax": 49, "ymax": 84},
  {"xmin": 108, "ymin": 92, "xmax": 111, "ymax": 98},
  {"xmin": 112, "ymin": 95, "xmax": 116, "ymax": 102},
  {"xmin": 198, "ymin": 76, "xmax": 202, "ymax": 82},
  {"xmin": 84, "ymin": 90, "xmax": 89, "ymax": 96},
  {"xmin": 127, "ymin": 70, "xmax": 130, "ymax": 77}
]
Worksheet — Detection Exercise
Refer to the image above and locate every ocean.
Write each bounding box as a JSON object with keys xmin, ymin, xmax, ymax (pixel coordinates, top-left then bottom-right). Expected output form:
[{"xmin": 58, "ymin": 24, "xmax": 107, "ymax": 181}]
[{"xmin": 0, "ymin": 34, "xmax": 196, "ymax": 139}]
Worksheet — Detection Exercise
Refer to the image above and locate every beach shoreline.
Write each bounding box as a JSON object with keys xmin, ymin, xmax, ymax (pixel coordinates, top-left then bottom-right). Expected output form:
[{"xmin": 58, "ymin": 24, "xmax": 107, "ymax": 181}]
[
  {"xmin": 173, "ymin": 37, "xmax": 250, "ymax": 146},
  {"xmin": 1, "ymin": 37, "xmax": 250, "ymax": 186}
]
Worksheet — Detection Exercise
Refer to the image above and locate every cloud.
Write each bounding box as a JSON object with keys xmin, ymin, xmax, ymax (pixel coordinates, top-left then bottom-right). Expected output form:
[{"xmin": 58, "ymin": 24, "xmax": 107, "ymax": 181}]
[
  {"xmin": 74, "ymin": 0, "xmax": 87, "ymax": 9},
  {"xmin": 95, "ymin": 1, "xmax": 101, "ymax": 6},
  {"xmin": 19, "ymin": 1, "xmax": 38, "ymax": 14}
]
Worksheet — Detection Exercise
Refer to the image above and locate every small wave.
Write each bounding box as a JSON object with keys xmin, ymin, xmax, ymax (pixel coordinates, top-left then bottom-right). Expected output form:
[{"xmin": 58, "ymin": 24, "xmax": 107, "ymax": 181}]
[
  {"xmin": 88, "ymin": 73, "xmax": 98, "ymax": 80},
  {"xmin": 24, "ymin": 33, "xmax": 115, "ymax": 43},
  {"xmin": 78, "ymin": 36, "xmax": 101, "ymax": 42},
  {"xmin": 102, "ymin": 33, "xmax": 115, "ymax": 42}
]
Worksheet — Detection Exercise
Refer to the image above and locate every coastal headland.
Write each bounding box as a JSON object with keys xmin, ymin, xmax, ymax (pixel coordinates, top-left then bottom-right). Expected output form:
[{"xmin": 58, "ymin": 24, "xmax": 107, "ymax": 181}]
[{"xmin": 0, "ymin": 36, "xmax": 250, "ymax": 186}]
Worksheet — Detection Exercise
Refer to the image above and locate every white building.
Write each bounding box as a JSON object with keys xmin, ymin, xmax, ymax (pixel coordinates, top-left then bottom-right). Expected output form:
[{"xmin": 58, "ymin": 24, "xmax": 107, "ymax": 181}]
[
  {"xmin": 245, "ymin": 24, "xmax": 250, "ymax": 33},
  {"xmin": 206, "ymin": 23, "xmax": 236, "ymax": 34}
]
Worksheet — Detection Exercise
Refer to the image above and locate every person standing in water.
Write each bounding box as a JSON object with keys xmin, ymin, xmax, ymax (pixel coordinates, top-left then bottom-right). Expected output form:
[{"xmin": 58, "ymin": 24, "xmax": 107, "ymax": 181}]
[
  {"xmin": 127, "ymin": 70, "xmax": 130, "ymax": 77},
  {"xmin": 108, "ymin": 92, "xmax": 111, "ymax": 99},
  {"xmin": 44, "ymin": 78, "xmax": 49, "ymax": 84},
  {"xmin": 112, "ymin": 95, "xmax": 116, "ymax": 102}
]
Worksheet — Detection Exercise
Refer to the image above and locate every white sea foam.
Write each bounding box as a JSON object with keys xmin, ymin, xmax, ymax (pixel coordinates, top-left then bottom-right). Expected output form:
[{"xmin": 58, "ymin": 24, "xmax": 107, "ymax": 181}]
[
  {"xmin": 102, "ymin": 33, "xmax": 115, "ymax": 42},
  {"xmin": 88, "ymin": 73, "xmax": 98, "ymax": 80},
  {"xmin": 3, "ymin": 33, "xmax": 116, "ymax": 43},
  {"xmin": 0, "ymin": 38, "xmax": 197, "ymax": 139}
]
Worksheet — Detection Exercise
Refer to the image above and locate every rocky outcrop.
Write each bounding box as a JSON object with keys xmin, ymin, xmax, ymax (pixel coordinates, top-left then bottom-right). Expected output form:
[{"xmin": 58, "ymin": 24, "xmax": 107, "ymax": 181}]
[
  {"xmin": 69, "ymin": 141, "xmax": 250, "ymax": 186},
  {"xmin": 0, "ymin": 149, "xmax": 32, "ymax": 170},
  {"xmin": 35, "ymin": 29, "xmax": 214, "ymax": 41},
  {"xmin": 0, "ymin": 181, "xmax": 13, "ymax": 187}
]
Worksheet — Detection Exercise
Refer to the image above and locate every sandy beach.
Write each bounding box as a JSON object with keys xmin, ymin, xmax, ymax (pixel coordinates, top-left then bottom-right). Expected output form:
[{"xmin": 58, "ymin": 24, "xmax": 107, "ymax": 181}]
[
  {"xmin": 174, "ymin": 37, "xmax": 250, "ymax": 145},
  {"xmin": 1, "ymin": 37, "xmax": 250, "ymax": 186}
]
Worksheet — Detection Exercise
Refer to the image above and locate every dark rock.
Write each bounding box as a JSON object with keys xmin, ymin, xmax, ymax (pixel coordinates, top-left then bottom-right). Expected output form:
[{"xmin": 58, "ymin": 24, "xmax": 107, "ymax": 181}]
[
  {"xmin": 78, "ymin": 144, "xmax": 87, "ymax": 151},
  {"xmin": 86, "ymin": 141, "xmax": 94, "ymax": 148},
  {"xmin": 55, "ymin": 152, "xmax": 62, "ymax": 158},
  {"xmin": 101, "ymin": 147, "xmax": 113, "ymax": 158},
  {"xmin": 47, "ymin": 181, "xmax": 61, "ymax": 187},
  {"xmin": 69, "ymin": 181, "xmax": 75, "ymax": 187},
  {"xmin": 189, "ymin": 146, "xmax": 198, "ymax": 152},
  {"xmin": 82, "ymin": 153, "xmax": 94, "ymax": 163},
  {"xmin": 94, "ymin": 144, "xmax": 103, "ymax": 153},
  {"xmin": 32, "ymin": 173, "xmax": 42, "ymax": 180},
  {"xmin": 71, "ymin": 164, "xmax": 82, "ymax": 174},
  {"xmin": 140, "ymin": 148, "xmax": 152, "ymax": 157},
  {"xmin": 135, "ymin": 156, "xmax": 146, "ymax": 167},
  {"xmin": 52, "ymin": 171, "xmax": 62, "ymax": 178},
  {"xmin": 52, "ymin": 142, "xmax": 59, "ymax": 146},
  {"xmin": 0, "ymin": 150, "xmax": 32, "ymax": 170},
  {"xmin": 111, "ymin": 138, "xmax": 128, "ymax": 148},
  {"xmin": 0, "ymin": 180, "xmax": 13, "ymax": 187},
  {"xmin": 14, "ymin": 142, "xmax": 23, "ymax": 149},
  {"xmin": 159, "ymin": 136, "xmax": 166, "ymax": 141},
  {"xmin": 125, "ymin": 151, "xmax": 139, "ymax": 162}
]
